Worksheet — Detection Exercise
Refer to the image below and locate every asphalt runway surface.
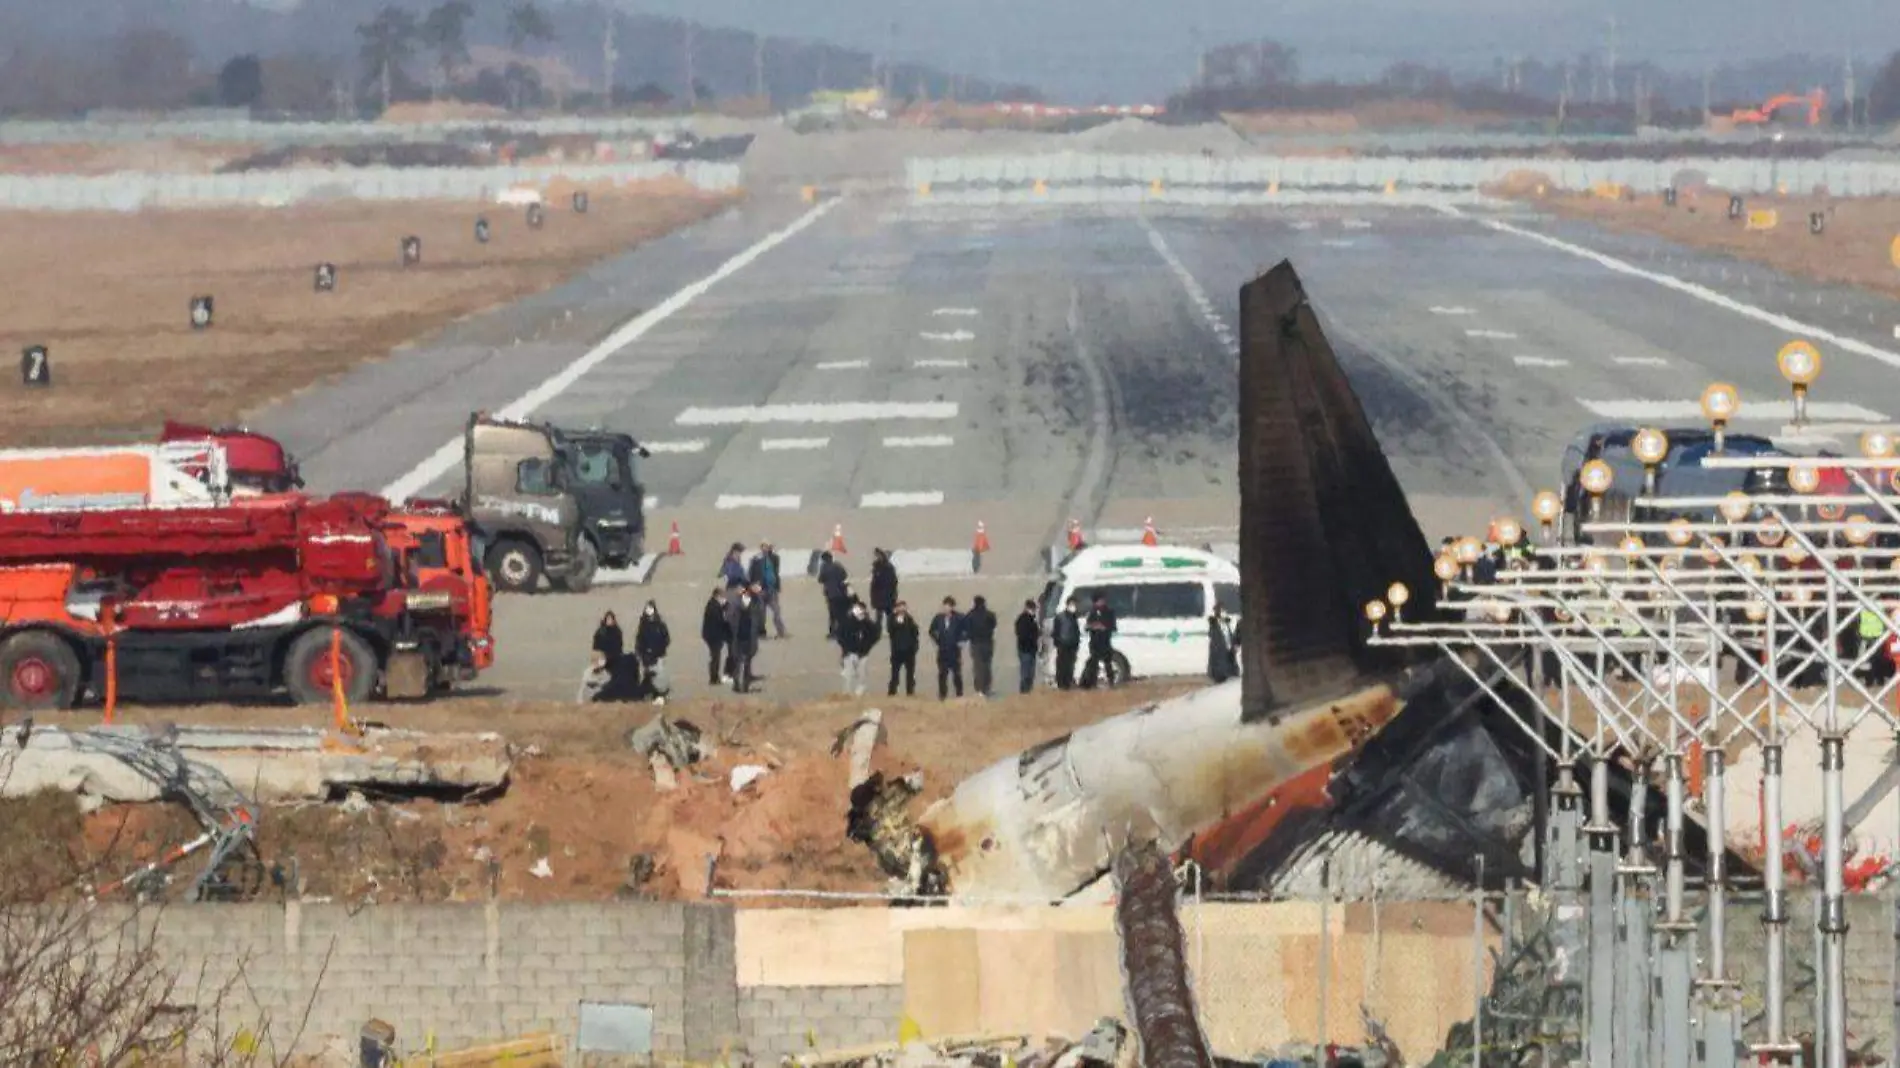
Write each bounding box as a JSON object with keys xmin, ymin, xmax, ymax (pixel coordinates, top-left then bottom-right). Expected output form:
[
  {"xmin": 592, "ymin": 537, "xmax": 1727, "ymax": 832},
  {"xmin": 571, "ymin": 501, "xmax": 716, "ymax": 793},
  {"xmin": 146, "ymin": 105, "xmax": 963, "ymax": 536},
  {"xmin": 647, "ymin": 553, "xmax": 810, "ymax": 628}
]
[{"xmin": 250, "ymin": 191, "xmax": 1900, "ymax": 701}]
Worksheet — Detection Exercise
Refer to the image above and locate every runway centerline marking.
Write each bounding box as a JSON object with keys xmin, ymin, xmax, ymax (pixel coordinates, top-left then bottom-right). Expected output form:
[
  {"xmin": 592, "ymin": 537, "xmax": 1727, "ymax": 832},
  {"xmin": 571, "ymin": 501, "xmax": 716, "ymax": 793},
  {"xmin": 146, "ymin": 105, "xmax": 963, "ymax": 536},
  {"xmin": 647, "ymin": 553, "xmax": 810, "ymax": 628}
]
[
  {"xmin": 716, "ymin": 494, "xmax": 802, "ymax": 510},
  {"xmin": 761, "ymin": 437, "xmax": 830, "ymax": 451},
  {"xmin": 379, "ymin": 197, "xmax": 842, "ymax": 502},
  {"xmin": 1138, "ymin": 215, "xmax": 1239, "ymax": 358},
  {"xmin": 1466, "ymin": 213, "xmax": 1900, "ymax": 374},
  {"xmin": 861, "ymin": 491, "xmax": 946, "ymax": 508},
  {"xmin": 677, "ymin": 402, "xmax": 958, "ymax": 426},
  {"xmin": 884, "ymin": 435, "xmax": 954, "ymax": 448}
]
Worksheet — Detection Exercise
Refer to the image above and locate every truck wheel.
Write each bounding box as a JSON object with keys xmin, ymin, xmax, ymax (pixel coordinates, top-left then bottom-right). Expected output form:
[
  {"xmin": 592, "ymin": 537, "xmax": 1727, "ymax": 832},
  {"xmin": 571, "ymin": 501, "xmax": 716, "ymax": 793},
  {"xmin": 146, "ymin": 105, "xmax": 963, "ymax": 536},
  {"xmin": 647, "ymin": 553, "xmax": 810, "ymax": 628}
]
[
  {"xmin": 485, "ymin": 540, "xmax": 543, "ymax": 593},
  {"xmin": 0, "ymin": 631, "xmax": 81, "ymax": 711},
  {"xmin": 553, "ymin": 538, "xmax": 599, "ymax": 593},
  {"xmin": 283, "ymin": 628, "xmax": 376, "ymax": 706}
]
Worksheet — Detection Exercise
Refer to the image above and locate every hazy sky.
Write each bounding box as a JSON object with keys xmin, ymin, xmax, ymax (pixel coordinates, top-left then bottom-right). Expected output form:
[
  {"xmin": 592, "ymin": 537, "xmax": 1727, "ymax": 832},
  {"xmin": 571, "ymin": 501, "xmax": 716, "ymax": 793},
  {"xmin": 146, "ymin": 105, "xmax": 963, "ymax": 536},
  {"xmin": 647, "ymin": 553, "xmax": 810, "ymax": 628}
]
[{"xmin": 610, "ymin": 0, "xmax": 1898, "ymax": 101}]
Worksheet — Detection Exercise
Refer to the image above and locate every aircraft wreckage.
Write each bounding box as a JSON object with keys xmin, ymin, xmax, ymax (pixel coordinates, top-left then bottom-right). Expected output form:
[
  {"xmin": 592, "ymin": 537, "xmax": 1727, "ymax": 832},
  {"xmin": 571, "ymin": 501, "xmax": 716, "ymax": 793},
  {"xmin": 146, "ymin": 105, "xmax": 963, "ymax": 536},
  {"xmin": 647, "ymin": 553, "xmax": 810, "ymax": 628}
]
[{"xmin": 852, "ymin": 260, "xmax": 1744, "ymax": 902}]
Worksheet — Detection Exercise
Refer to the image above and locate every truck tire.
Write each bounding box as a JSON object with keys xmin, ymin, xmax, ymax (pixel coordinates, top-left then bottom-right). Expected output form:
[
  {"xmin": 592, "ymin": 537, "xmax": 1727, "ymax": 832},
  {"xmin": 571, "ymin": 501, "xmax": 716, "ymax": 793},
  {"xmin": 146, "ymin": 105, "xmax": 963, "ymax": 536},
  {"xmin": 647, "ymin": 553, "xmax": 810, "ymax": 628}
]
[
  {"xmin": 485, "ymin": 539, "xmax": 543, "ymax": 594},
  {"xmin": 553, "ymin": 538, "xmax": 599, "ymax": 593},
  {"xmin": 283, "ymin": 627, "xmax": 376, "ymax": 706},
  {"xmin": 0, "ymin": 631, "xmax": 81, "ymax": 711}
]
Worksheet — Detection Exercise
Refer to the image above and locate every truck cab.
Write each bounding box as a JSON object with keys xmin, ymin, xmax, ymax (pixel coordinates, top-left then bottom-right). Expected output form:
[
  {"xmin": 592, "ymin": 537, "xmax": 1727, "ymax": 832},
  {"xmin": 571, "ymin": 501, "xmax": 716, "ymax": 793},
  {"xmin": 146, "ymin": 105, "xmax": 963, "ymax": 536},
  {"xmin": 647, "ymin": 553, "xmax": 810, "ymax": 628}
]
[{"xmin": 463, "ymin": 414, "xmax": 647, "ymax": 593}]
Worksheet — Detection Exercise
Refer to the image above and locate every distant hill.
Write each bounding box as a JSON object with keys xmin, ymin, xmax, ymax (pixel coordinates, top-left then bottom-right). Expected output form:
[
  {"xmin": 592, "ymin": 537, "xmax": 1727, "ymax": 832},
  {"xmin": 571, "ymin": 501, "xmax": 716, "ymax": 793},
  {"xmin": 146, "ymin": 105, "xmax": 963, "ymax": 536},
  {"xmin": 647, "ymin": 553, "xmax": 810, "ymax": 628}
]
[{"xmin": 0, "ymin": 0, "xmax": 1038, "ymax": 117}]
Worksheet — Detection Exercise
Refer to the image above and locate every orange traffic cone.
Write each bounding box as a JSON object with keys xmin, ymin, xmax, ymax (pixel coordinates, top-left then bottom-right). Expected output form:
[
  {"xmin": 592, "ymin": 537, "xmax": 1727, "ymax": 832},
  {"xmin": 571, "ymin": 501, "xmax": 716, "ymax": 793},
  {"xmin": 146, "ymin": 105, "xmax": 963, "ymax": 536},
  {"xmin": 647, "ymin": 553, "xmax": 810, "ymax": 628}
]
[
  {"xmin": 973, "ymin": 521, "xmax": 992, "ymax": 555},
  {"xmin": 830, "ymin": 524, "xmax": 847, "ymax": 554},
  {"xmin": 1067, "ymin": 519, "xmax": 1084, "ymax": 551},
  {"xmin": 667, "ymin": 520, "xmax": 682, "ymax": 556},
  {"xmin": 1141, "ymin": 516, "xmax": 1158, "ymax": 547}
]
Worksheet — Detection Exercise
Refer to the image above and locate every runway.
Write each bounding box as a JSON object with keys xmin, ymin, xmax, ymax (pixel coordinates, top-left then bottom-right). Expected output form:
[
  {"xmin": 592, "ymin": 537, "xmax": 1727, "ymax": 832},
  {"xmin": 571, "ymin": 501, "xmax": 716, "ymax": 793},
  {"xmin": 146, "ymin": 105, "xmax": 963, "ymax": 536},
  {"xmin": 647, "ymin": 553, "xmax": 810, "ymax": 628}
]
[{"xmin": 248, "ymin": 191, "xmax": 1900, "ymax": 699}]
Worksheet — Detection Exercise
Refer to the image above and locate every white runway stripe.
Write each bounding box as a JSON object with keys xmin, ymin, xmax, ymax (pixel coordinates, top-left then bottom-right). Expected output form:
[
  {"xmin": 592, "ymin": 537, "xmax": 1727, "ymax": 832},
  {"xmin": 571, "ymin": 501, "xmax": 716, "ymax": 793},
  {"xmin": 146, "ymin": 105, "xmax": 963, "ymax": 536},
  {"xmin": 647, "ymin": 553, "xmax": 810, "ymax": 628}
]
[
  {"xmin": 914, "ymin": 358, "xmax": 970, "ymax": 369},
  {"xmin": 1613, "ymin": 356, "xmax": 1669, "ymax": 367},
  {"xmin": 641, "ymin": 439, "xmax": 708, "ymax": 454},
  {"xmin": 1466, "ymin": 329, "xmax": 1518, "ymax": 340},
  {"xmin": 933, "ymin": 307, "xmax": 980, "ymax": 316},
  {"xmin": 1513, "ymin": 356, "xmax": 1570, "ymax": 368},
  {"xmin": 920, "ymin": 330, "xmax": 975, "ymax": 342},
  {"xmin": 761, "ymin": 437, "xmax": 830, "ymax": 451},
  {"xmin": 884, "ymin": 435, "xmax": 953, "ymax": 448},
  {"xmin": 716, "ymin": 494, "xmax": 801, "ymax": 510},
  {"xmin": 1429, "ymin": 306, "xmax": 1476, "ymax": 315},
  {"xmin": 1577, "ymin": 399, "xmax": 1888, "ymax": 422},
  {"xmin": 677, "ymin": 402, "xmax": 958, "ymax": 425},
  {"xmin": 861, "ymin": 491, "xmax": 945, "ymax": 508},
  {"xmin": 816, "ymin": 359, "xmax": 870, "ymax": 371}
]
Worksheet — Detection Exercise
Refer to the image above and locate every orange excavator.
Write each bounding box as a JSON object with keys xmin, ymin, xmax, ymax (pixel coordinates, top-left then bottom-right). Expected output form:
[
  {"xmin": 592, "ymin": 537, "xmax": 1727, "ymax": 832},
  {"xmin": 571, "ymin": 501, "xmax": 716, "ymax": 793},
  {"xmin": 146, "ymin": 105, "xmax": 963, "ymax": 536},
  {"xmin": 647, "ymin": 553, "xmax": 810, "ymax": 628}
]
[{"xmin": 1732, "ymin": 88, "xmax": 1826, "ymax": 126}]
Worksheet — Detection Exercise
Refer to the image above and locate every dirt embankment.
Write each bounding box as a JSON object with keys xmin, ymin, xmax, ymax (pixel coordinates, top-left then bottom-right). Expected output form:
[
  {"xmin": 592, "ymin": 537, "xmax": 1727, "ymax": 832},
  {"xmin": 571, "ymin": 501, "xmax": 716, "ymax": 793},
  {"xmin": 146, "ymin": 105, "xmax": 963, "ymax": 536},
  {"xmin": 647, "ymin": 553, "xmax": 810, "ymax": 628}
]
[
  {"xmin": 1525, "ymin": 189, "xmax": 1900, "ymax": 300},
  {"xmin": 4, "ymin": 683, "xmax": 1198, "ymax": 907},
  {"xmin": 0, "ymin": 179, "xmax": 734, "ymax": 447}
]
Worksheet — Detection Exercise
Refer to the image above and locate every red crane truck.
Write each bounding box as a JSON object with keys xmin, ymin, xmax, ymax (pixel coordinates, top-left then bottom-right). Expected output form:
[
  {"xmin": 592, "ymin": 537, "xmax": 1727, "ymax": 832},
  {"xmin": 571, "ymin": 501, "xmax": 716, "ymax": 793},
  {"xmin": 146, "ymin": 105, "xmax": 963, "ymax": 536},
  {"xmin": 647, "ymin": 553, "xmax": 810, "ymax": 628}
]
[{"xmin": 0, "ymin": 494, "xmax": 475, "ymax": 711}]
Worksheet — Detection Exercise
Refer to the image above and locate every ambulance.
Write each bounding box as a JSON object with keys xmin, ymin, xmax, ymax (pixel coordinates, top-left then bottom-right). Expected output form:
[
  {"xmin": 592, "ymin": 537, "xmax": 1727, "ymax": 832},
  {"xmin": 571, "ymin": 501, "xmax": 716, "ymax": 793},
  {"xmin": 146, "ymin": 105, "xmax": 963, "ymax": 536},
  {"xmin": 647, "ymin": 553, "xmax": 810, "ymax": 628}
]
[{"xmin": 1037, "ymin": 544, "xmax": 1242, "ymax": 682}]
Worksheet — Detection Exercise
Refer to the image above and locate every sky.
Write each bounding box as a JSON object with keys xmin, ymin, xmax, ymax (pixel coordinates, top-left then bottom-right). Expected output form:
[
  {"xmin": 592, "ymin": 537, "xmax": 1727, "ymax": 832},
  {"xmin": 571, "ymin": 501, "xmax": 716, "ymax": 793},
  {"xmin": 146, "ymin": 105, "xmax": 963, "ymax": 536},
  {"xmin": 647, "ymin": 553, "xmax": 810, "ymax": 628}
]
[{"xmin": 602, "ymin": 0, "xmax": 1900, "ymax": 102}]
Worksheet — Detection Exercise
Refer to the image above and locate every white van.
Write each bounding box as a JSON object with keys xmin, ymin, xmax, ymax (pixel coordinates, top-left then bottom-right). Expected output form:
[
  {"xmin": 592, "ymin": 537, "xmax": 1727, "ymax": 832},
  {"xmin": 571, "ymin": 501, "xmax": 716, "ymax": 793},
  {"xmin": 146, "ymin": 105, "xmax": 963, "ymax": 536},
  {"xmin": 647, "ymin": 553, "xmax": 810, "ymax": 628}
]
[{"xmin": 1037, "ymin": 545, "xmax": 1242, "ymax": 682}]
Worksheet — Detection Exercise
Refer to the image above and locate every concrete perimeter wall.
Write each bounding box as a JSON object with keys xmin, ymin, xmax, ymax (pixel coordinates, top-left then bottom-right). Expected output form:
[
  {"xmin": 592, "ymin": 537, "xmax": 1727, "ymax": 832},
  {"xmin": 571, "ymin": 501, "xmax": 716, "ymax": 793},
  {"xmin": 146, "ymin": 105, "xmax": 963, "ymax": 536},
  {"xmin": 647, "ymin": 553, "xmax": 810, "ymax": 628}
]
[{"xmin": 116, "ymin": 893, "xmax": 1898, "ymax": 1062}]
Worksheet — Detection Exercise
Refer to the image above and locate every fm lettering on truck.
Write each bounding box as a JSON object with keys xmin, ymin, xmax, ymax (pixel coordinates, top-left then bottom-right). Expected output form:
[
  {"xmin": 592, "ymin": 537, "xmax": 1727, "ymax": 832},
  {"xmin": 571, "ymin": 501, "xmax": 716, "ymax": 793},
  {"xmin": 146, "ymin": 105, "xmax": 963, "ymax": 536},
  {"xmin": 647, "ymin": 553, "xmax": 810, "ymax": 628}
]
[{"xmin": 474, "ymin": 496, "xmax": 561, "ymax": 527}]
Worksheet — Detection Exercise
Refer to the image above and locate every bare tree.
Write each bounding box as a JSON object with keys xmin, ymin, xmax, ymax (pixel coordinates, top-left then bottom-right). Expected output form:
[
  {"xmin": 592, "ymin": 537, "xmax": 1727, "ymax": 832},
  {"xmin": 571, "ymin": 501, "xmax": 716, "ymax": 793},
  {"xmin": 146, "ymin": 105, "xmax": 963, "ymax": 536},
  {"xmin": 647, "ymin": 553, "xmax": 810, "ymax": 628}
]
[
  {"xmin": 420, "ymin": 0, "xmax": 473, "ymax": 101},
  {"xmin": 357, "ymin": 5, "xmax": 420, "ymax": 115},
  {"xmin": 504, "ymin": 1, "xmax": 555, "ymax": 110}
]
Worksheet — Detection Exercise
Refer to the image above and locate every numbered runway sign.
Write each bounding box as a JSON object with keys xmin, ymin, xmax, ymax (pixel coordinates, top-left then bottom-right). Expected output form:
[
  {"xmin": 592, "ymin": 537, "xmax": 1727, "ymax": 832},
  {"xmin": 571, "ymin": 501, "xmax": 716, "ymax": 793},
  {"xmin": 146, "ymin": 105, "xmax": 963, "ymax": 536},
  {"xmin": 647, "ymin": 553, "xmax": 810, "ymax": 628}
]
[
  {"xmin": 474, "ymin": 217, "xmax": 491, "ymax": 244},
  {"xmin": 315, "ymin": 262, "xmax": 337, "ymax": 291},
  {"xmin": 401, "ymin": 235, "xmax": 422, "ymax": 266},
  {"xmin": 526, "ymin": 202, "xmax": 545, "ymax": 229},
  {"xmin": 190, "ymin": 296, "xmax": 213, "ymax": 329},
  {"xmin": 572, "ymin": 190, "xmax": 589, "ymax": 214},
  {"xmin": 20, "ymin": 345, "xmax": 48, "ymax": 388}
]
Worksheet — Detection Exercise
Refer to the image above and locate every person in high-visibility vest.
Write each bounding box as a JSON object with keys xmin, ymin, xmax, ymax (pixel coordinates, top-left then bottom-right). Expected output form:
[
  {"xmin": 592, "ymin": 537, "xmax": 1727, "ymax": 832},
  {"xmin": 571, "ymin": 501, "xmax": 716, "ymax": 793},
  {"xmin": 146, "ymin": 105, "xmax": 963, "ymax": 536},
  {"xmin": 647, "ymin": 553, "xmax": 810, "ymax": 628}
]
[{"xmin": 1859, "ymin": 606, "xmax": 1891, "ymax": 683}]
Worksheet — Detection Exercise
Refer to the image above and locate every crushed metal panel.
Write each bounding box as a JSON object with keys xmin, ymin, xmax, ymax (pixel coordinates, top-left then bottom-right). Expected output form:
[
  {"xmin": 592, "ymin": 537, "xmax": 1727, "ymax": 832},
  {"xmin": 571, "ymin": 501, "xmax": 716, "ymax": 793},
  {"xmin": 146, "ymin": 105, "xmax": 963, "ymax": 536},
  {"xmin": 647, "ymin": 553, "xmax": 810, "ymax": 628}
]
[
  {"xmin": 1237, "ymin": 261, "xmax": 1437, "ymax": 722},
  {"xmin": 576, "ymin": 1000, "xmax": 653, "ymax": 1053}
]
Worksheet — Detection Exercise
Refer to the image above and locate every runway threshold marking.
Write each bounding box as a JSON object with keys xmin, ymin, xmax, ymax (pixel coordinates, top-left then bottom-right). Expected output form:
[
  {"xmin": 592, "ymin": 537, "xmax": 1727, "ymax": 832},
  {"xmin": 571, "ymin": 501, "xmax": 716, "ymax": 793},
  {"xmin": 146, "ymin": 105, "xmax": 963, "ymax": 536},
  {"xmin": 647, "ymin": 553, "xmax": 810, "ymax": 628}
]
[
  {"xmin": 817, "ymin": 359, "xmax": 871, "ymax": 371},
  {"xmin": 1466, "ymin": 329, "xmax": 1518, "ymax": 340},
  {"xmin": 921, "ymin": 330, "xmax": 976, "ymax": 342},
  {"xmin": 914, "ymin": 358, "xmax": 971, "ymax": 369},
  {"xmin": 641, "ymin": 440, "xmax": 708, "ymax": 454},
  {"xmin": 1429, "ymin": 306, "xmax": 1476, "ymax": 316},
  {"xmin": 1469, "ymin": 214, "xmax": 1900, "ymax": 374},
  {"xmin": 933, "ymin": 308, "xmax": 981, "ymax": 317},
  {"xmin": 716, "ymin": 494, "xmax": 802, "ymax": 510},
  {"xmin": 379, "ymin": 197, "xmax": 843, "ymax": 502},
  {"xmin": 1513, "ymin": 356, "xmax": 1570, "ymax": 368},
  {"xmin": 884, "ymin": 435, "xmax": 954, "ymax": 448},
  {"xmin": 1613, "ymin": 356, "xmax": 1669, "ymax": 367},
  {"xmin": 761, "ymin": 437, "xmax": 830, "ymax": 451}
]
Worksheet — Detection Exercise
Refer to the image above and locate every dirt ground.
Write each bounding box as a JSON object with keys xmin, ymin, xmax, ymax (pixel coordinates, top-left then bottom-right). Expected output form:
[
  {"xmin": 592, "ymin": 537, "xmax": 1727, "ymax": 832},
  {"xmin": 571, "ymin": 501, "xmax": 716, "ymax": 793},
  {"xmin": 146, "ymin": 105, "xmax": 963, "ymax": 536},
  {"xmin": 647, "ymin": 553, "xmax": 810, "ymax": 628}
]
[
  {"xmin": 1527, "ymin": 189, "xmax": 1900, "ymax": 300},
  {"xmin": 3, "ymin": 682, "xmax": 1197, "ymax": 906},
  {"xmin": 0, "ymin": 179, "xmax": 734, "ymax": 447}
]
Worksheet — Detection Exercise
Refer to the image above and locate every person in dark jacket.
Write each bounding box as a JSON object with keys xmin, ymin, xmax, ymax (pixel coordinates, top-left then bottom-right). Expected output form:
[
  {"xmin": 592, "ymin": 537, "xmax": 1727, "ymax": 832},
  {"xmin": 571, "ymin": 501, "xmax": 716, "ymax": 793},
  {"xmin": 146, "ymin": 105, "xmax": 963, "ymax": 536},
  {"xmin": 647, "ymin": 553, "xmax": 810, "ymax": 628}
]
[
  {"xmin": 869, "ymin": 549, "xmax": 899, "ymax": 628},
  {"xmin": 929, "ymin": 596, "xmax": 965, "ymax": 700},
  {"xmin": 1207, "ymin": 604, "xmax": 1239, "ymax": 683},
  {"xmin": 1050, "ymin": 597, "xmax": 1082, "ymax": 690},
  {"xmin": 592, "ymin": 653, "xmax": 647, "ymax": 702},
  {"xmin": 747, "ymin": 540, "xmax": 789, "ymax": 639},
  {"xmin": 817, "ymin": 551, "xmax": 850, "ymax": 639},
  {"xmin": 723, "ymin": 588, "xmax": 751, "ymax": 680},
  {"xmin": 964, "ymin": 595, "xmax": 998, "ymax": 698},
  {"xmin": 592, "ymin": 611, "xmax": 624, "ymax": 663},
  {"xmin": 838, "ymin": 600, "xmax": 880, "ymax": 696},
  {"xmin": 886, "ymin": 600, "xmax": 920, "ymax": 696},
  {"xmin": 1014, "ymin": 600, "xmax": 1042, "ymax": 694},
  {"xmin": 719, "ymin": 543, "xmax": 748, "ymax": 590},
  {"xmin": 1083, "ymin": 594, "xmax": 1119, "ymax": 689},
  {"xmin": 701, "ymin": 589, "xmax": 731, "ymax": 685},
  {"xmin": 730, "ymin": 587, "xmax": 760, "ymax": 692},
  {"xmin": 635, "ymin": 601, "xmax": 671, "ymax": 699}
]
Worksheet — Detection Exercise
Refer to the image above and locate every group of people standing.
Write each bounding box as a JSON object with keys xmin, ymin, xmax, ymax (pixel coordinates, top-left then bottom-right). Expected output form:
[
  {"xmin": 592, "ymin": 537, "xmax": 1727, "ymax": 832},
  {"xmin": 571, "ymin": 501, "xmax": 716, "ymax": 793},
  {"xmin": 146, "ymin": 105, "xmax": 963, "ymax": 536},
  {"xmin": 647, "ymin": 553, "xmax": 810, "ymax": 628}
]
[
  {"xmin": 581, "ymin": 602, "xmax": 672, "ymax": 703},
  {"xmin": 699, "ymin": 541, "xmax": 790, "ymax": 693}
]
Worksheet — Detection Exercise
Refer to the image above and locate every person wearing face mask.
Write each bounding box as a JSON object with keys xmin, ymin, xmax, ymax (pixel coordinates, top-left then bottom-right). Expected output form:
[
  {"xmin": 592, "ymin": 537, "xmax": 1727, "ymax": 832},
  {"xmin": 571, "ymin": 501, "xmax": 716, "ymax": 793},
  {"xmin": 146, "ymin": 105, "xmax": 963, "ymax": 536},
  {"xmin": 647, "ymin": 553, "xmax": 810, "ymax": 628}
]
[
  {"xmin": 592, "ymin": 611, "xmax": 624, "ymax": 664},
  {"xmin": 730, "ymin": 586, "xmax": 760, "ymax": 693},
  {"xmin": 1014, "ymin": 599, "xmax": 1042, "ymax": 695},
  {"xmin": 702, "ymin": 587, "xmax": 731, "ymax": 686},
  {"xmin": 886, "ymin": 600, "xmax": 920, "ymax": 696},
  {"xmin": 635, "ymin": 601, "xmax": 671, "ymax": 701},
  {"xmin": 1050, "ymin": 597, "xmax": 1082, "ymax": 691},
  {"xmin": 929, "ymin": 596, "xmax": 966, "ymax": 700},
  {"xmin": 838, "ymin": 599, "xmax": 881, "ymax": 696}
]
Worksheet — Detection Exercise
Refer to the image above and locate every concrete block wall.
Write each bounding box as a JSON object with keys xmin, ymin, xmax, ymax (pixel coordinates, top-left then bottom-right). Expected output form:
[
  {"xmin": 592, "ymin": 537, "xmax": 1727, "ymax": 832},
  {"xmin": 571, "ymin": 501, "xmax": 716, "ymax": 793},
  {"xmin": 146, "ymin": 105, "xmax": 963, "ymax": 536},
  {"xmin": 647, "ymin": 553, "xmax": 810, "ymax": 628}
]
[
  {"xmin": 739, "ymin": 985, "xmax": 907, "ymax": 1059},
  {"xmin": 1725, "ymin": 891, "xmax": 1896, "ymax": 1052}
]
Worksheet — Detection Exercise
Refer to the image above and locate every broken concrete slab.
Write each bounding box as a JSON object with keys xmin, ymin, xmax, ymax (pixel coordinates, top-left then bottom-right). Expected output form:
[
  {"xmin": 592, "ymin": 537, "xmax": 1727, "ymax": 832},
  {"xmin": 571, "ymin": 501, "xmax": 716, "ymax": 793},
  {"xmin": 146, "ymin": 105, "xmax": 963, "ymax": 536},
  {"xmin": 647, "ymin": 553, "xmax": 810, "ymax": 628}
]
[
  {"xmin": 626, "ymin": 714, "xmax": 711, "ymax": 769},
  {"xmin": 0, "ymin": 723, "xmax": 512, "ymax": 808}
]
